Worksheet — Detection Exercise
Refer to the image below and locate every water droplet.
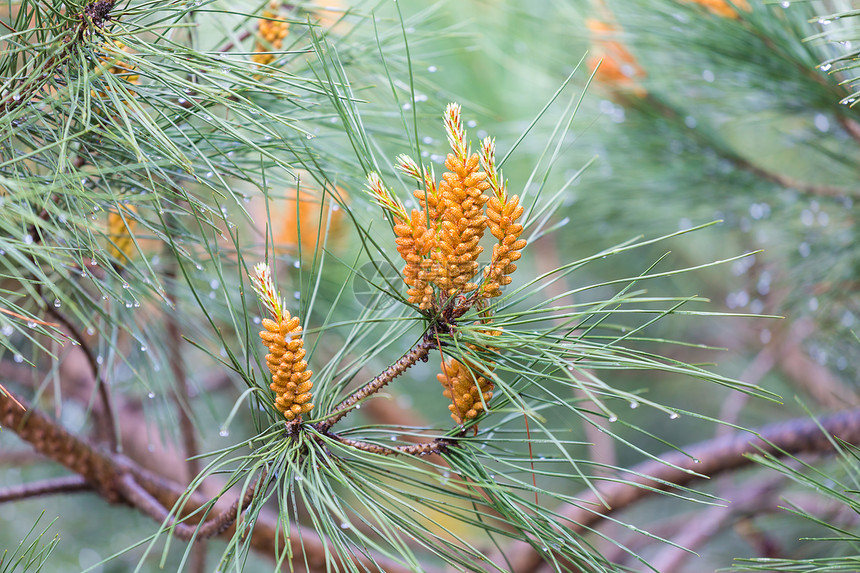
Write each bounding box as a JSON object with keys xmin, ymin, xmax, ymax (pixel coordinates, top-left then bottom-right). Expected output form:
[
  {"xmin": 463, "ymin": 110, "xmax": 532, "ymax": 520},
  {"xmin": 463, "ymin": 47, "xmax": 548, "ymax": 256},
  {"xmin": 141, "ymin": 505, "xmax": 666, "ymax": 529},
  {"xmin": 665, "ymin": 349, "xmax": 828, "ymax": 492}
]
[
  {"xmin": 781, "ymin": 1, "xmax": 789, "ymax": 7},
  {"xmin": 702, "ymin": 69, "xmax": 715, "ymax": 83},
  {"xmin": 422, "ymin": 136, "xmax": 433, "ymax": 144},
  {"xmin": 293, "ymin": 260, "xmax": 300, "ymax": 268},
  {"xmin": 148, "ymin": 392, "xmax": 155, "ymax": 399},
  {"xmin": 1, "ymin": 325, "xmax": 12, "ymax": 336},
  {"xmin": 205, "ymin": 171, "xmax": 213, "ymax": 179},
  {"xmin": 608, "ymin": 415, "xmax": 618, "ymax": 423},
  {"xmin": 140, "ymin": 345, "xmax": 147, "ymax": 352},
  {"xmin": 305, "ymin": 134, "xmax": 313, "ymax": 139},
  {"xmin": 13, "ymin": 354, "xmax": 23, "ymax": 363},
  {"xmin": 340, "ymin": 522, "xmax": 350, "ymax": 529},
  {"xmin": 693, "ymin": 458, "xmax": 700, "ymax": 464},
  {"xmin": 293, "ymin": 291, "xmax": 300, "ymax": 300},
  {"xmin": 219, "ymin": 428, "xmax": 229, "ymax": 437},
  {"xmin": 294, "ymin": 475, "xmax": 303, "ymax": 481},
  {"xmin": 90, "ymin": 258, "xmax": 98, "ymax": 266},
  {"xmin": 798, "ymin": 242, "xmax": 811, "ymax": 257},
  {"xmin": 86, "ymin": 327, "xmax": 95, "ymax": 335},
  {"xmin": 23, "ymin": 234, "xmax": 33, "ymax": 244},
  {"xmin": 820, "ymin": 63, "xmax": 832, "ymax": 72},
  {"xmin": 354, "ymin": 403, "xmax": 361, "ymax": 409},
  {"xmin": 428, "ymin": 65, "xmax": 437, "ymax": 72},
  {"xmin": 26, "ymin": 321, "xmax": 36, "ymax": 328},
  {"xmin": 122, "ymin": 282, "xmax": 130, "ymax": 289},
  {"xmin": 466, "ymin": 120, "xmax": 477, "ymax": 128},
  {"xmin": 96, "ymin": 355, "xmax": 104, "ymax": 365},
  {"xmin": 629, "ymin": 401, "xmax": 639, "ymax": 409},
  {"xmin": 210, "ymin": 279, "xmax": 220, "ymax": 290},
  {"xmin": 669, "ymin": 412, "xmax": 680, "ymax": 420}
]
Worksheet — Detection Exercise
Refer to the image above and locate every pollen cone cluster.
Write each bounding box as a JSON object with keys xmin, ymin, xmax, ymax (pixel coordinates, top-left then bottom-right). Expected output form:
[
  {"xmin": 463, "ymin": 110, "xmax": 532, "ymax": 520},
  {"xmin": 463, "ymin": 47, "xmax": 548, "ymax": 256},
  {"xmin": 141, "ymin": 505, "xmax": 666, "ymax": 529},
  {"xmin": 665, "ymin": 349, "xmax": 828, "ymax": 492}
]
[
  {"xmin": 252, "ymin": 4, "xmax": 289, "ymax": 66},
  {"xmin": 436, "ymin": 152, "xmax": 490, "ymax": 294},
  {"xmin": 366, "ymin": 103, "xmax": 527, "ymax": 427},
  {"xmin": 101, "ymin": 39, "xmax": 139, "ymax": 84},
  {"xmin": 367, "ymin": 103, "xmax": 521, "ymax": 312},
  {"xmin": 250, "ymin": 262, "xmax": 313, "ymax": 422},
  {"xmin": 586, "ymin": 18, "xmax": 646, "ymax": 98},
  {"xmin": 107, "ymin": 204, "xmax": 138, "ymax": 263},
  {"xmin": 92, "ymin": 39, "xmax": 139, "ymax": 104},
  {"xmin": 483, "ymin": 193, "xmax": 526, "ymax": 298},
  {"xmin": 394, "ymin": 208, "xmax": 436, "ymax": 310},
  {"xmin": 437, "ymin": 358, "xmax": 493, "ymax": 425},
  {"xmin": 260, "ymin": 315, "xmax": 313, "ymax": 420}
]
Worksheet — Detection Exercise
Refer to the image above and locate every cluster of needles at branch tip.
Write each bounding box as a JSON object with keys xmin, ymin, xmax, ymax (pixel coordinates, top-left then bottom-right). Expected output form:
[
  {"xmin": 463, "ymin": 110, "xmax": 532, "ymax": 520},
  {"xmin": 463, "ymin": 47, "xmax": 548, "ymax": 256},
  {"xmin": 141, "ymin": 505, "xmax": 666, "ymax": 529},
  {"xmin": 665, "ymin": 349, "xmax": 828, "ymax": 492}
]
[
  {"xmin": 367, "ymin": 103, "xmax": 526, "ymax": 428},
  {"xmin": 249, "ymin": 262, "xmax": 313, "ymax": 421}
]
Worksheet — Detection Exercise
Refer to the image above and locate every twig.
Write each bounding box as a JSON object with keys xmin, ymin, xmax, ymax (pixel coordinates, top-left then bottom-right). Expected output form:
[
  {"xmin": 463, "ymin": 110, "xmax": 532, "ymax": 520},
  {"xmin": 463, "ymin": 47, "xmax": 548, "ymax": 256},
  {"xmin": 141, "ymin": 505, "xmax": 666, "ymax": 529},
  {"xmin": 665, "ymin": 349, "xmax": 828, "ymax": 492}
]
[
  {"xmin": 838, "ymin": 116, "xmax": 860, "ymax": 146},
  {"xmin": 0, "ymin": 475, "xmax": 91, "ymax": 503},
  {"xmin": 325, "ymin": 433, "xmax": 452, "ymax": 456},
  {"xmin": 627, "ymin": 92, "xmax": 860, "ymax": 199},
  {"xmin": 116, "ymin": 471, "xmax": 264, "ymax": 541},
  {"xmin": 164, "ymin": 274, "xmax": 200, "ymax": 480},
  {"xmin": 503, "ymin": 407, "xmax": 860, "ymax": 573},
  {"xmin": 776, "ymin": 318, "xmax": 859, "ymax": 409},
  {"xmin": 648, "ymin": 476, "xmax": 784, "ymax": 573},
  {"xmin": 315, "ymin": 337, "xmax": 434, "ymax": 432},
  {"xmin": 46, "ymin": 305, "xmax": 119, "ymax": 451}
]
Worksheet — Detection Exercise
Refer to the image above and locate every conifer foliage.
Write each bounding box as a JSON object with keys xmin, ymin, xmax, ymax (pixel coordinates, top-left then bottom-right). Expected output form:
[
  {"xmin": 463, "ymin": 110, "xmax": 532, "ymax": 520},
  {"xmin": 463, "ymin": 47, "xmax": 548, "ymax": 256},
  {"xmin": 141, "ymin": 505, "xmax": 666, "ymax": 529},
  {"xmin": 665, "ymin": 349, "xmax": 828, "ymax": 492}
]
[{"xmin": 3, "ymin": 0, "xmax": 860, "ymax": 572}]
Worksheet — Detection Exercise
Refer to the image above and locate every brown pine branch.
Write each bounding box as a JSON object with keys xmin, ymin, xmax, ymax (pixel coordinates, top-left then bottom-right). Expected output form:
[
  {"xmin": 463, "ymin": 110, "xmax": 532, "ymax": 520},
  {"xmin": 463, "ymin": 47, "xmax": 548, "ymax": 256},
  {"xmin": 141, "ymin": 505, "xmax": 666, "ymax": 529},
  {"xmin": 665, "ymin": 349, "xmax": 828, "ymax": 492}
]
[
  {"xmin": 626, "ymin": 92, "xmax": 860, "ymax": 199},
  {"xmin": 45, "ymin": 304, "xmax": 119, "ymax": 451},
  {"xmin": 116, "ymin": 471, "xmax": 264, "ymax": 541},
  {"xmin": 315, "ymin": 336, "xmax": 435, "ymax": 432},
  {"xmin": 164, "ymin": 257, "xmax": 200, "ymax": 481},
  {"xmin": 325, "ymin": 433, "xmax": 453, "ymax": 456},
  {"xmin": 504, "ymin": 407, "xmax": 860, "ymax": 573},
  {"xmin": 647, "ymin": 476, "xmax": 784, "ymax": 573},
  {"xmin": 0, "ymin": 475, "xmax": 91, "ymax": 503},
  {"xmin": 0, "ymin": 388, "xmax": 423, "ymax": 573}
]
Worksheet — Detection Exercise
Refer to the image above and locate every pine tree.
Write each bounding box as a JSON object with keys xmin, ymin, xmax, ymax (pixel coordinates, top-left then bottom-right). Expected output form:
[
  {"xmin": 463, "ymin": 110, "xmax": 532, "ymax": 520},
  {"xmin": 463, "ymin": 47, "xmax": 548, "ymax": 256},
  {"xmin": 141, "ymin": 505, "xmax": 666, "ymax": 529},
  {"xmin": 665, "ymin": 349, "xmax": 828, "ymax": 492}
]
[{"xmin": 2, "ymin": 1, "xmax": 859, "ymax": 572}]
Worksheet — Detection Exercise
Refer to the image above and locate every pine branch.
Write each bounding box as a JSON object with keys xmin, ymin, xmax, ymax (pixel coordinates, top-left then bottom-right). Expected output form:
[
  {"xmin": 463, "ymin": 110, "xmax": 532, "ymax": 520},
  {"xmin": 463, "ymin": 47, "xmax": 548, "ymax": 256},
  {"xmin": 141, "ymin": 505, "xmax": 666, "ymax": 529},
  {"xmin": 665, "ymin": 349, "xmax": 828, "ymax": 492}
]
[
  {"xmin": 116, "ymin": 471, "xmax": 263, "ymax": 541},
  {"xmin": 624, "ymin": 92, "xmax": 860, "ymax": 199},
  {"xmin": 0, "ymin": 476, "xmax": 91, "ymax": 503},
  {"xmin": 315, "ymin": 336, "xmax": 435, "ymax": 432},
  {"xmin": 0, "ymin": 388, "xmax": 422, "ymax": 573},
  {"xmin": 43, "ymin": 305, "xmax": 118, "ymax": 451},
  {"xmin": 504, "ymin": 407, "xmax": 860, "ymax": 572}
]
